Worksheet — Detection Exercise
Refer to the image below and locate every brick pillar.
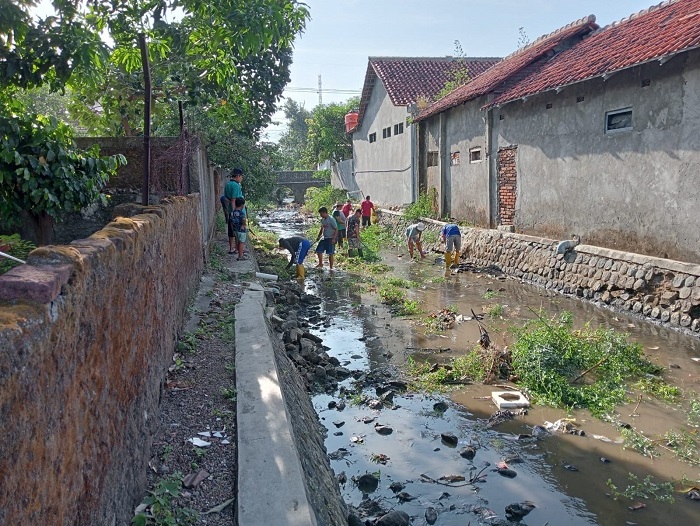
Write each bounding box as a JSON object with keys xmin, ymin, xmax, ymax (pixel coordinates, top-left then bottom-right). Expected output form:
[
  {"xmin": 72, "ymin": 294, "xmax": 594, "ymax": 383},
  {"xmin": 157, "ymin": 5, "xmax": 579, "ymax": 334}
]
[{"xmin": 497, "ymin": 146, "xmax": 518, "ymax": 226}]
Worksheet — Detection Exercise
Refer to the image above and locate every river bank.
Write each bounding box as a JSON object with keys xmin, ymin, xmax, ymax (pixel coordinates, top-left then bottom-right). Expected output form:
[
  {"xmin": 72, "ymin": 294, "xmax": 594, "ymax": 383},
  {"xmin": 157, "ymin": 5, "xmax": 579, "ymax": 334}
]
[{"xmin": 257, "ymin": 205, "xmax": 700, "ymax": 526}]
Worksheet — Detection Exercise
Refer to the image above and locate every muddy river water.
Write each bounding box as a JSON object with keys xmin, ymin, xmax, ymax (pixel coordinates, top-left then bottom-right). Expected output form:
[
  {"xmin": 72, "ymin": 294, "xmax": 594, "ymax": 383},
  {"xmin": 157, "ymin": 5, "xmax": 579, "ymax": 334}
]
[{"xmin": 259, "ymin": 208, "xmax": 700, "ymax": 526}]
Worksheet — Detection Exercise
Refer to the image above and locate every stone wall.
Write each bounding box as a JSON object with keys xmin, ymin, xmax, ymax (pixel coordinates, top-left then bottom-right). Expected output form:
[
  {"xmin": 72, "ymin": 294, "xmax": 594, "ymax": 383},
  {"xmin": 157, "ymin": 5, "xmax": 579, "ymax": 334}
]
[
  {"xmin": 378, "ymin": 209, "xmax": 700, "ymax": 334},
  {"xmin": 0, "ymin": 195, "xmax": 204, "ymax": 525}
]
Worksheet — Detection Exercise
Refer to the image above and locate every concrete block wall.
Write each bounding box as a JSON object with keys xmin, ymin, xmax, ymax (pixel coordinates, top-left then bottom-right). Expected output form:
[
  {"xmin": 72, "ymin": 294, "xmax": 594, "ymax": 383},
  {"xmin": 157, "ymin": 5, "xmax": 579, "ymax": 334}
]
[
  {"xmin": 379, "ymin": 209, "xmax": 700, "ymax": 333},
  {"xmin": 0, "ymin": 195, "xmax": 204, "ymax": 525}
]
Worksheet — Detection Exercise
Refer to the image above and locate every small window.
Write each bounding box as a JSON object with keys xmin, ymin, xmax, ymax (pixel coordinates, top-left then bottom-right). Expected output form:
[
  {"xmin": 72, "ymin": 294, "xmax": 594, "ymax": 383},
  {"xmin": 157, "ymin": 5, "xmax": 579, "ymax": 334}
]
[
  {"xmin": 450, "ymin": 152, "xmax": 460, "ymax": 166},
  {"xmin": 427, "ymin": 151, "xmax": 439, "ymax": 167},
  {"xmin": 641, "ymin": 79, "xmax": 651, "ymax": 87},
  {"xmin": 546, "ymin": 102, "xmax": 553, "ymax": 109},
  {"xmin": 605, "ymin": 108, "xmax": 633, "ymax": 133},
  {"xmin": 469, "ymin": 147, "xmax": 482, "ymax": 163},
  {"xmin": 394, "ymin": 122, "xmax": 404, "ymax": 135},
  {"xmin": 382, "ymin": 126, "xmax": 392, "ymax": 139},
  {"xmin": 369, "ymin": 132, "xmax": 376, "ymax": 143},
  {"xmin": 576, "ymin": 96, "xmax": 585, "ymax": 103}
]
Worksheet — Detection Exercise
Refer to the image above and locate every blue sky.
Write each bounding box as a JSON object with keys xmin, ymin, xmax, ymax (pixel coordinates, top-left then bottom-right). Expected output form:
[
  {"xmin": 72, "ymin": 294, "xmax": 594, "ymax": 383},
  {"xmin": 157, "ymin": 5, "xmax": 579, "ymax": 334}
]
[{"xmin": 263, "ymin": 0, "xmax": 655, "ymax": 140}]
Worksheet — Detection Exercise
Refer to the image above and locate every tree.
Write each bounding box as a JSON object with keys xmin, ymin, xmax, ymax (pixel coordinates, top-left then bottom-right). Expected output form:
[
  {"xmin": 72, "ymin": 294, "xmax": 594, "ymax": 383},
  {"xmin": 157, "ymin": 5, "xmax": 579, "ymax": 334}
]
[
  {"xmin": 303, "ymin": 97, "xmax": 359, "ymax": 168},
  {"xmin": 277, "ymin": 99, "xmax": 311, "ymax": 169},
  {"xmin": 0, "ymin": 104, "xmax": 125, "ymax": 244}
]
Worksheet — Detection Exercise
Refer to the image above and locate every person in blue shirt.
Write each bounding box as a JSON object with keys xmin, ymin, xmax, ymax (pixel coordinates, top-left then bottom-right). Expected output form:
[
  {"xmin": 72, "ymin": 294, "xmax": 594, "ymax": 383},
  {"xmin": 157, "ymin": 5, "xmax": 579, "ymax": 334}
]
[
  {"xmin": 224, "ymin": 168, "xmax": 244, "ymax": 254},
  {"xmin": 440, "ymin": 223, "xmax": 461, "ymax": 269}
]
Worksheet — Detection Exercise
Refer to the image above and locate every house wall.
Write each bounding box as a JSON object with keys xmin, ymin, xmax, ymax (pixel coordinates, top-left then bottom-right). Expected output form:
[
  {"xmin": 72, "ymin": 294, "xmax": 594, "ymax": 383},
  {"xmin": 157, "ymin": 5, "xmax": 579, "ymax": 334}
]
[
  {"xmin": 352, "ymin": 81, "xmax": 413, "ymax": 205},
  {"xmin": 492, "ymin": 50, "xmax": 700, "ymax": 263},
  {"xmin": 444, "ymin": 97, "xmax": 490, "ymax": 225}
]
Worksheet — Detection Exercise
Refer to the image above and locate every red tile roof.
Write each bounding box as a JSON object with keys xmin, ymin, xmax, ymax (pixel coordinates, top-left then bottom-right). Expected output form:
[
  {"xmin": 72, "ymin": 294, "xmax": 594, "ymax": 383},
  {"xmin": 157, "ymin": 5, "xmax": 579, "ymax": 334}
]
[
  {"xmin": 487, "ymin": 0, "xmax": 700, "ymax": 108},
  {"xmin": 415, "ymin": 15, "xmax": 599, "ymax": 122},
  {"xmin": 353, "ymin": 57, "xmax": 501, "ymax": 132}
]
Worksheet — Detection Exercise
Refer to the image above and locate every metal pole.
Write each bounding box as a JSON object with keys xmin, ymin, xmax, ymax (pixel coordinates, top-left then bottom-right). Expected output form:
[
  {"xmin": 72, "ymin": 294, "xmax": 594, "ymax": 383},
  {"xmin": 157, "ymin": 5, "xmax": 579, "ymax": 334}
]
[
  {"xmin": 139, "ymin": 33, "xmax": 152, "ymax": 206},
  {"xmin": 178, "ymin": 100, "xmax": 184, "ymax": 132}
]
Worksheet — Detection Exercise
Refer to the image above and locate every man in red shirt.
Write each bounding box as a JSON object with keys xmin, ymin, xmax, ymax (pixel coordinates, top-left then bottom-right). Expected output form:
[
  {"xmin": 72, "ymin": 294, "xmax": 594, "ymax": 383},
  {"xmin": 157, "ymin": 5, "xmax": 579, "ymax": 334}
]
[
  {"xmin": 360, "ymin": 196, "xmax": 374, "ymax": 228},
  {"xmin": 341, "ymin": 199, "xmax": 353, "ymax": 218}
]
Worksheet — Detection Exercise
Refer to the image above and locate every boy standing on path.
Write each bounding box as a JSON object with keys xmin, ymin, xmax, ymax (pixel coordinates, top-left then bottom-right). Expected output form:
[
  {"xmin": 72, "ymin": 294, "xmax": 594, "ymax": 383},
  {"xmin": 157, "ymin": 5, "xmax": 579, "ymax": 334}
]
[
  {"xmin": 224, "ymin": 168, "xmax": 244, "ymax": 254},
  {"xmin": 360, "ymin": 196, "xmax": 374, "ymax": 228},
  {"xmin": 315, "ymin": 207, "xmax": 338, "ymax": 270},
  {"xmin": 346, "ymin": 208, "xmax": 363, "ymax": 258},
  {"xmin": 231, "ymin": 197, "xmax": 247, "ymax": 260},
  {"xmin": 440, "ymin": 223, "xmax": 462, "ymax": 269}
]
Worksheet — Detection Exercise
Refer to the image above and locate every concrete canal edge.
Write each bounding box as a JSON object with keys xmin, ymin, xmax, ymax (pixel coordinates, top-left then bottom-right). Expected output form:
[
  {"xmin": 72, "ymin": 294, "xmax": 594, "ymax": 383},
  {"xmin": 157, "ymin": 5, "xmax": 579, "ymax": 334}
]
[
  {"xmin": 234, "ymin": 285, "xmax": 348, "ymax": 525},
  {"xmin": 379, "ymin": 209, "xmax": 700, "ymax": 335}
]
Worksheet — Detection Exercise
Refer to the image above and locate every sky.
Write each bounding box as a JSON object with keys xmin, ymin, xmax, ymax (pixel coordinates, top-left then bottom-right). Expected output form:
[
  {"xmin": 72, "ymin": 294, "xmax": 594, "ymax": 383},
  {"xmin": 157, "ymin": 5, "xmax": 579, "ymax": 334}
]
[{"xmin": 262, "ymin": 0, "xmax": 656, "ymax": 141}]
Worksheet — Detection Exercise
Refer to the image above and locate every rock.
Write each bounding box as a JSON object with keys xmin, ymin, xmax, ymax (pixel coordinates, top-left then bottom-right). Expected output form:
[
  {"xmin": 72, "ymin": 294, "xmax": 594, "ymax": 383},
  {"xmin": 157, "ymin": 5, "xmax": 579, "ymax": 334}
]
[
  {"xmin": 182, "ymin": 469, "xmax": 210, "ymax": 488},
  {"xmin": 328, "ymin": 400, "xmax": 337, "ymax": 409},
  {"xmin": 374, "ymin": 423, "xmax": 393, "ymax": 435},
  {"xmin": 440, "ymin": 432, "xmax": 459, "ymax": 447},
  {"xmin": 333, "ymin": 420, "xmax": 344, "ymax": 428},
  {"xmin": 389, "ymin": 481, "xmax": 405, "ymax": 493},
  {"xmin": 335, "ymin": 367, "xmax": 352, "ymax": 379},
  {"xmin": 314, "ymin": 366, "xmax": 327, "ymax": 378},
  {"xmin": 497, "ymin": 467, "xmax": 517, "ymax": 478},
  {"xmin": 460, "ymin": 446, "xmax": 476, "ymax": 460},
  {"xmin": 347, "ymin": 513, "xmax": 363, "ymax": 526},
  {"xmin": 356, "ymin": 473, "xmax": 379, "ymax": 493},
  {"xmin": 433, "ymin": 401, "xmax": 448, "ymax": 413},
  {"xmin": 505, "ymin": 501, "xmax": 535, "ymax": 520},
  {"xmin": 368, "ymin": 399, "xmax": 383, "ymax": 410},
  {"xmin": 375, "ymin": 510, "xmax": 410, "ymax": 526},
  {"xmin": 425, "ymin": 507, "xmax": 438, "ymax": 525}
]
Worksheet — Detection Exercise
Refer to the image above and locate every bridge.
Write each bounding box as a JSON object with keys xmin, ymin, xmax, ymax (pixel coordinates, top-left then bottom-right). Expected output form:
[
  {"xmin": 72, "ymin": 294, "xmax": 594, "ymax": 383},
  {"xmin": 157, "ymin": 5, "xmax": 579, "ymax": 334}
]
[{"xmin": 274, "ymin": 170, "xmax": 329, "ymax": 203}]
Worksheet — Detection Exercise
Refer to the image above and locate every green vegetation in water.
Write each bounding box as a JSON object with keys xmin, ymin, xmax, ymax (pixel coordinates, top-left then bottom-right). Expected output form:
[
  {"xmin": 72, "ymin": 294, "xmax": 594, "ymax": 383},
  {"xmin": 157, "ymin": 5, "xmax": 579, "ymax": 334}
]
[
  {"xmin": 0, "ymin": 234, "xmax": 35, "ymax": 274},
  {"xmin": 483, "ymin": 289, "xmax": 498, "ymax": 300},
  {"xmin": 132, "ymin": 474, "xmax": 199, "ymax": 526},
  {"xmin": 621, "ymin": 427, "xmax": 658, "ymax": 458},
  {"xmin": 376, "ymin": 276, "xmax": 421, "ymax": 316},
  {"xmin": 606, "ymin": 473, "xmax": 675, "ymax": 503},
  {"xmin": 484, "ymin": 304, "xmax": 504, "ymax": 318},
  {"xmin": 510, "ymin": 311, "xmax": 665, "ymax": 417},
  {"xmin": 662, "ymin": 429, "xmax": 700, "ymax": 466},
  {"xmin": 403, "ymin": 189, "xmax": 438, "ymax": 221},
  {"xmin": 407, "ymin": 352, "xmax": 486, "ymax": 392},
  {"xmin": 632, "ymin": 376, "xmax": 681, "ymax": 402},
  {"xmin": 303, "ymin": 185, "xmax": 347, "ymax": 215},
  {"xmin": 429, "ymin": 276, "xmax": 447, "ymax": 284}
]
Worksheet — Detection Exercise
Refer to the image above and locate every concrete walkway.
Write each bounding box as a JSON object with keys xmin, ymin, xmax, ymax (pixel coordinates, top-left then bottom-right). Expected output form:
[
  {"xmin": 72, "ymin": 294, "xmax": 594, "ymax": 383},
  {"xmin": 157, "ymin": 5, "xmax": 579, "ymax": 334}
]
[{"xmin": 234, "ymin": 285, "xmax": 317, "ymax": 525}]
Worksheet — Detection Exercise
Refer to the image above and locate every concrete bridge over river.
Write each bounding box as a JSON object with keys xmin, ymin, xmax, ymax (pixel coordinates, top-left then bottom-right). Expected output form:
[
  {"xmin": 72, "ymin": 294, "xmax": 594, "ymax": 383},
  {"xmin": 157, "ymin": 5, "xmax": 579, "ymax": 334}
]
[{"xmin": 274, "ymin": 170, "xmax": 328, "ymax": 203}]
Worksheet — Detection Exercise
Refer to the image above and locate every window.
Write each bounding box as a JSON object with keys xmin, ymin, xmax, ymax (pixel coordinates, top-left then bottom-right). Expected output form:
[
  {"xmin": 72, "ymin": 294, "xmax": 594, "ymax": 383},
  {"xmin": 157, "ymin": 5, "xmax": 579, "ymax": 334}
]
[
  {"xmin": 369, "ymin": 132, "xmax": 376, "ymax": 143},
  {"xmin": 382, "ymin": 126, "xmax": 392, "ymax": 139},
  {"xmin": 576, "ymin": 96, "xmax": 585, "ymax": 103},
  {"xmin": 394, "ymin": 122, "xmax": 404, "ymax": 135},
  {"xmin": 469, "ymin": 148, "xmax": 482, "ymax": 163},
  {"xmin": 546, "ymin": 102, "xmax": 553, "ymax": 109},
  {"xmin": 605, "ymin": 108, "xmax": 633, "ymax": 133},
  {"xmin": 450, "ymin": 152, "xmax": 460, "ymax": 166},
  {"xmin": 427, "ymin": 151, "xmax": 438, "ymax": 167}
]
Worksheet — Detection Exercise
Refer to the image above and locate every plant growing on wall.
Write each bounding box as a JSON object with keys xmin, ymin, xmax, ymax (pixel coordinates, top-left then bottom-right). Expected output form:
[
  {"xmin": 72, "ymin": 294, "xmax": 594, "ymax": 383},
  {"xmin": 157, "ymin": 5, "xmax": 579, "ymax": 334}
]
[
  {"xmin": 0, "ymin": 103, "xmax": 125, "ymax": 244},
  {"xmin": 435, "ymin": 40, "xmax": 471, "ymax": 101}
]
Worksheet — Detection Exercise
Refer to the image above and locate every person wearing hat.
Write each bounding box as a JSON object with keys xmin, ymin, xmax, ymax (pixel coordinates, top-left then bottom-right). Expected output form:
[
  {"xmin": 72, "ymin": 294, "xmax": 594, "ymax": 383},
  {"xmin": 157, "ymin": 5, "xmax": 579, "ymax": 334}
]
[
  {"xmin": 224, "ymin": 168, "xmax": 244, "ymax": 254},
  {"xmin": 405, "ymin": 221, "xmax": 426, "ymax": 259}
]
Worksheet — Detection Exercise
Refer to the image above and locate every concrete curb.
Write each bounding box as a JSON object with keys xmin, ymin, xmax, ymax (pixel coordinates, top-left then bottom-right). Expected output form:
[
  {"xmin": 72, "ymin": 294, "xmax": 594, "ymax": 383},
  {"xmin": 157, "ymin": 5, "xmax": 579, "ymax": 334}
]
[{"xmin": 234, "ymin": 288, "xmax": 318, "ymax": 526}]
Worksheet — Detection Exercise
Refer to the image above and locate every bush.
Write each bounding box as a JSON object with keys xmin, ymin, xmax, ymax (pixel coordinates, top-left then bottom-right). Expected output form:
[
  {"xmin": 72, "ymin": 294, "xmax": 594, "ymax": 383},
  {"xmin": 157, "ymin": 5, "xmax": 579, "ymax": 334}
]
[
  {"xmin": 303, "ymin": 185, "xmax": 347, "ymax": 214},
  {"xmin": 0, "ymin": 234, "xmax": 35, "ymax": 274},
  {"xmin": 404, "ymin": 188, "xmax": 438, "ymax": 221}
]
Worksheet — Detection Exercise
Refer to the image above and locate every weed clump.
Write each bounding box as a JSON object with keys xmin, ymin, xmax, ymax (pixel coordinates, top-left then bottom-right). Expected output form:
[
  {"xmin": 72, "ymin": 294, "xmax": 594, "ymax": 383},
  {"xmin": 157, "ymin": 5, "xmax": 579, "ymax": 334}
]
[{"xmin": 510, "ymin": 311, "xmax": 663, "ymax": 416}]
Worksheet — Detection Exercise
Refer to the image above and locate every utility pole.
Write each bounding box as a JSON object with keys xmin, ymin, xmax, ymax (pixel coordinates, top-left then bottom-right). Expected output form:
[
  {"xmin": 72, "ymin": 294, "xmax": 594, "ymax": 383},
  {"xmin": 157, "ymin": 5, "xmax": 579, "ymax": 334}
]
[
  {"xmin": 138, "ymin": 33, "xmax": 151, "ymax": 206},
  {"xmin": 318, "ymin": 74, "xmax": 322, "ymax": 105}
]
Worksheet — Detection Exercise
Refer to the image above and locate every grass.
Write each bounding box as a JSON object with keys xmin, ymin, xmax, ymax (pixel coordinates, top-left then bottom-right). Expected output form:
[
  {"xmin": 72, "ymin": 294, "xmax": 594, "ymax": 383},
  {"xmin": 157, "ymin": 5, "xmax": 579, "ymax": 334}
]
[
  {"xmin": 510, "ymin": 311, "xmax": 665, "ymax": 417},
  {"xmin": 303, "ymin": 185, "xmax": 347, "ymax": 215},
  {"xmin": 484, "ymin": 304, "xmax": 504, "ymax": 318},
  {"xmin": 221, "ymin": 387, "xmax": 237, "ymax": 401},
  {"xmin": 132, "ymin": 474, "xmax": 199, "ymax": 526},
  {"xmin": 0, "ymin": 234, "xmax": 35, "ymax": 274},
  {"xmin": 606, "ymin": 473, "xmax": 675, "ymax": 503},
  {"xmin": 403, "ymin": 190, "xmax": 438, "ymax": 221},
  {"xmin": 483, "ymin": 290, "xmax": 498, "ymax": 300},
  {"xmin": 407, "ymin": 352, "xmax": 486, "ymax": 391}
]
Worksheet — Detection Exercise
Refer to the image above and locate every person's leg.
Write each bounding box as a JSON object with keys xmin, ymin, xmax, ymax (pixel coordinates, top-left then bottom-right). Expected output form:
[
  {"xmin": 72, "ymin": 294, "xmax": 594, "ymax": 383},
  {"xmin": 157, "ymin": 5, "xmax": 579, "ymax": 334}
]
[
  {"xmin": 452, "ymin": 236, "xmax": 461, "ymax": 267},
  {"xmin": 407, "ymin": 238, "xmax": 414, "ymax": 258},
  {"xmin": 228, "ymin": 220, "xmax": 235, "ymax": 253},
  {"xmin": 237, "ymin": 232, "xmax": 247, "ymax": 260},
  {"xmin": 315, "ymin": 240, "xmax": 324, "ymax": 267},
  {"xmin": 416, "ymin": 240, "xmax": 425, "ymax": 258},
  {"xmin": 327, "ymin": 240, "xmax": 335, "ymax": 269}
]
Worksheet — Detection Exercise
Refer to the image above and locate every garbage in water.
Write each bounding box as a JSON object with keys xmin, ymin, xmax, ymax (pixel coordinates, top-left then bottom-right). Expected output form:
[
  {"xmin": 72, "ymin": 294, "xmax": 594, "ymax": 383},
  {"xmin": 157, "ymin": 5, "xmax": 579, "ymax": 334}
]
[
  {"xmin": 491, "ymin": 390, "xmax": 530, "ymax": 409},
  {"xmin": 255, "ymin": 271, "xmax": 278, "ymax": 281}
]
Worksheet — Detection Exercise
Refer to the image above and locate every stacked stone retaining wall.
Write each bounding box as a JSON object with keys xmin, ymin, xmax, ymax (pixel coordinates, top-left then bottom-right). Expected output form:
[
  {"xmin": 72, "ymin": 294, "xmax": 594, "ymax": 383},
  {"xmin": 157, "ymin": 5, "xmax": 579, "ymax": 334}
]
[
  {"xmin": 379, "ymin": 209, "xmax": 700, "ymax": 334},
  {"xmin": 0, "ymin": 195, "xmax": 204, "ymax": 525}
]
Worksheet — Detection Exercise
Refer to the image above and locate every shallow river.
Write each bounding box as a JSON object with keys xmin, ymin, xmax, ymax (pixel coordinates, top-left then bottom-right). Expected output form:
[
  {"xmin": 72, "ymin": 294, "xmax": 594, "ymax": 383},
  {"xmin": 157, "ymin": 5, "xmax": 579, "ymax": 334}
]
[{"xmin": 259, "ymin": 208, "xmax": 700, "ymax": 526}]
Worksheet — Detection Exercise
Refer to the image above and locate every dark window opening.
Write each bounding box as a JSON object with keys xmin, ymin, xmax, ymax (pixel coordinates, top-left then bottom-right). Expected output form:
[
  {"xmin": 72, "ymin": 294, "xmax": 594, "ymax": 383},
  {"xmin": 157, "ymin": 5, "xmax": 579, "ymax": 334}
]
[
  {"xmin": 382, "ymin": 126, "xmax": 391, "ymax": 139},
  {"xmin": 369, "ymin": 132, "xmax": 376, "ymax": 143},
  {"xmin": 469, "ymin": 148, "xmax": 482, "ymax": 163},
  {"xmin": 394, "ymin": 122, "xmax": 404, "ymax": 135},
  {"xmin": 427, "ymin": 151, "xmax": 439, "ymax": 167},
  {"xmin": 546, "ymin": 102, "xmax": 553, "ymax": 109},
  {"xmin": 605, "ymin": 108, "xmax": 633, "ymax": 133},
  {"xmin": 576, "ymin": 96, "xmax": 585, "ymax": 103},
  {"xmin": 641, "ymin": 79, "xmax": 651, "ymax": 87}
]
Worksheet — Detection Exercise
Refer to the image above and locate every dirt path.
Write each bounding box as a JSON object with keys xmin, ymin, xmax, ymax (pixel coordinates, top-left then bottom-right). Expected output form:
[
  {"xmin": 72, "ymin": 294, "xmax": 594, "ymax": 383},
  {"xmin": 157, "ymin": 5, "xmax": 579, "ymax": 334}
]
[{"xmin": 135, "ymin": 229, "xmax": 246, "ymax": 525}]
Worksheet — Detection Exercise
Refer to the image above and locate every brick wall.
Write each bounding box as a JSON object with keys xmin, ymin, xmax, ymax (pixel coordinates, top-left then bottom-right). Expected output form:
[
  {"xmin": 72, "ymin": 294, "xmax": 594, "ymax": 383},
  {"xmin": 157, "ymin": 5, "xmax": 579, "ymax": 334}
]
[
  {"xmin": 0, "ymin": 196, "xmax": 204, "ymax": 525},
  {"xmin": 497, "ymin": 145, "xmax": 518, "ymax": 226}
]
